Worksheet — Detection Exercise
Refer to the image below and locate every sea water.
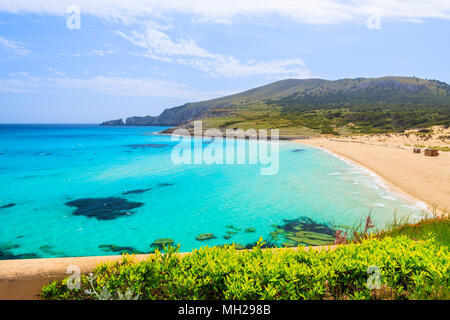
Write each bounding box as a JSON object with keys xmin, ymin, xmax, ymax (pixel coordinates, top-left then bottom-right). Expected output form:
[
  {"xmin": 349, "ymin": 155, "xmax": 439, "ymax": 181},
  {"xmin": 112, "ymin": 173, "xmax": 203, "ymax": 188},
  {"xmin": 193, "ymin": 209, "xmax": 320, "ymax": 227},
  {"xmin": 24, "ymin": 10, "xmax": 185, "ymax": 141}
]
[{"xmin": 0, "ymin": 124, "xmax": 425, "ymax": 259}]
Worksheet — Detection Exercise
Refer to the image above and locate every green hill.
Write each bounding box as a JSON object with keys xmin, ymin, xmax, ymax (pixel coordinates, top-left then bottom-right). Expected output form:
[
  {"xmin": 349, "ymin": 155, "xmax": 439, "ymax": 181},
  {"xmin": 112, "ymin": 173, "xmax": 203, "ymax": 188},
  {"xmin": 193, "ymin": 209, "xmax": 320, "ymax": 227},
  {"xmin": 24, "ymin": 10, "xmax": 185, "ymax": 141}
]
[{"xmin": 102, "ymin": 76, "xmax": 450, "ymax": 136}]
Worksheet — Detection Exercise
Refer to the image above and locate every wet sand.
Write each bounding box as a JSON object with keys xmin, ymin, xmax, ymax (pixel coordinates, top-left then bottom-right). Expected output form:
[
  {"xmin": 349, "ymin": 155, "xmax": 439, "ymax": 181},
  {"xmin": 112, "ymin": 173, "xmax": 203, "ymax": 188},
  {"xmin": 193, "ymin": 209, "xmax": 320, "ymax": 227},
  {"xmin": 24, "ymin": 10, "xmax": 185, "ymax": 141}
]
[{"xmin": 294, "ymin": 137, "xmax": 450, "ymax": 215}]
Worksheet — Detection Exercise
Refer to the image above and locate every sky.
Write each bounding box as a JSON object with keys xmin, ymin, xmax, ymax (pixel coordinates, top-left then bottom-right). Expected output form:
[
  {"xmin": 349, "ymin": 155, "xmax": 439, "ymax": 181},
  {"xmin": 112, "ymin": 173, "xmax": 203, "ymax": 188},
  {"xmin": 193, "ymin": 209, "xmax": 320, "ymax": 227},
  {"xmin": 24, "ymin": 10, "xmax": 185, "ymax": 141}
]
[{"xmin": 0, "ymin": 1, "xmax": 449, "ymax": 123}]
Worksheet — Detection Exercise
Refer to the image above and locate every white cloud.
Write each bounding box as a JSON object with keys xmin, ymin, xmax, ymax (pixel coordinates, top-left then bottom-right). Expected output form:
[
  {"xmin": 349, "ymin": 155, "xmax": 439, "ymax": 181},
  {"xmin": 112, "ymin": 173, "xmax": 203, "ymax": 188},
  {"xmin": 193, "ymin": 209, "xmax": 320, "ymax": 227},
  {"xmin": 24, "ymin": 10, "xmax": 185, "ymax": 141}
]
[
  {"xmin": 116, "ymin": 28, "xmax": 212, "ymax": 62},
  {"xmin": 57, "ymin": 49, "xmax": 114, "ymax": 57},
  {"xmin": 0, "ymin": 77, "xmax": 41, "ymax": 92},
  {"xmin": 9, "ymin": 71, "xmax": 29, "ymax": 77},
  {"xmin": 1, "ymin": 1, "xmax": 448, "ymax": 79},
  {"xmin": 47, "ymin": 76, "xmax": 228, "ymax": 99},
  {"xmin": 0, "ymin": 36, "xmax": 31, "ymax": 56},
  {"xmin": 117, "ymin": 23, "xmax": 311, "ymax": 78},
  {"xmin": 0, "ymin": 1, "xmax": 449, "ymax": 24},
  {"xmin": 89, "ymin": 49, "xmax": 114, "ymax": 56},
  {"xmin": 179, "ymin": 57, "xmax": 310, "ymax": 78},
  {"xmin": 48, "ymin": 67, "xmax": 67, "ymax": 76},
  {"xmin": 0, "ymin": 74, "xmax": 233, "ymax": 99}
]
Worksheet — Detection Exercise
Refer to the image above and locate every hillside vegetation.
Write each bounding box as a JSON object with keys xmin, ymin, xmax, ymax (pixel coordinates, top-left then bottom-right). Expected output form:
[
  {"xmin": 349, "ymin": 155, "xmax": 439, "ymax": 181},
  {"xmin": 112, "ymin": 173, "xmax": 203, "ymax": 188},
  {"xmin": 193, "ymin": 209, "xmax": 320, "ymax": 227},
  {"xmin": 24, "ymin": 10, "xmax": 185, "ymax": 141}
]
[
  {"xmin": 377, "ymin": 215, "xmax": 449, "ymax": 249},
  {"xmin": 103, "ymin": 76, "xmax": 450, "ymax": 137},
  {"xmin": 42, "ymin": 236, "xmax": 449, "ymax": 300}
]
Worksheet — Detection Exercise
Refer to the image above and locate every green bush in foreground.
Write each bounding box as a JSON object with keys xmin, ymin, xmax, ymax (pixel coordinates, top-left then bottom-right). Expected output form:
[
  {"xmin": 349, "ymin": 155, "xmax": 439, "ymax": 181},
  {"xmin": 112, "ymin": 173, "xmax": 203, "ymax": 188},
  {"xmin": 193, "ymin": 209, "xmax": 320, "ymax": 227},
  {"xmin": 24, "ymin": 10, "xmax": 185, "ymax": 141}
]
[{"xmin": 42, "ymin": 236, "xmax": 449, "ymax": 300}]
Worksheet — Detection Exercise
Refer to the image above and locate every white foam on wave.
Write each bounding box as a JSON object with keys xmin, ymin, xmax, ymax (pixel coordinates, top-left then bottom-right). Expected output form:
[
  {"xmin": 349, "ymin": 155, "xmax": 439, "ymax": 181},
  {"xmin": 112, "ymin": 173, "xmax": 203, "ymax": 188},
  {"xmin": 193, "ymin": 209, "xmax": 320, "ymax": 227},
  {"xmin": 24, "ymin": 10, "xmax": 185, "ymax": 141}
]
[
  {"xmin": 374, "ymin": 202, "xmax": 385, "ymax": 207},
  {"xmin": 417, "ymin": 201, "xmax": 429, "ymax": 211},
  {"xmin": 305, "ymin": 144, "xmax": 429, "ymax": 213}
]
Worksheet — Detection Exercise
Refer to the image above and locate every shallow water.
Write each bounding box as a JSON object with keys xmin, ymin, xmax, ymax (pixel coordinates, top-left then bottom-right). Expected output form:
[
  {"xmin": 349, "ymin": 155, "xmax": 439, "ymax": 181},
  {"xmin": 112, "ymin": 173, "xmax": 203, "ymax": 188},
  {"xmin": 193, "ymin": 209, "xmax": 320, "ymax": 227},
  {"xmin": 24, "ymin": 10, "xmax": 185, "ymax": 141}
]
[{"xmin": 0, "ymin": 124, "xmax": 425, "ymax": 259}]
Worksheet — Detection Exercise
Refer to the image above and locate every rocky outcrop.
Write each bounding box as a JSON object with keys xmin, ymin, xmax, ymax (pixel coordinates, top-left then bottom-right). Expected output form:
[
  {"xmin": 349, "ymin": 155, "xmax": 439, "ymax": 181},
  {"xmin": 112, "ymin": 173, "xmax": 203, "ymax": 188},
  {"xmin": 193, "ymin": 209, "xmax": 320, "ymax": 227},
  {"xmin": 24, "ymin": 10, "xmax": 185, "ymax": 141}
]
[
  {"xmin": 100, "ymin": 119, "xmax": 125, "ymax": 126},
  {"xmin": 65, "ymin": 197, "xmax": 143, "ymax": 220},
  {"xmin": 123, "ymin": 103, "xmax": 213, "ymax": 126},
  {"xmin": 195, "ymin": 233, "xmax": 216, "ymax": 241}
]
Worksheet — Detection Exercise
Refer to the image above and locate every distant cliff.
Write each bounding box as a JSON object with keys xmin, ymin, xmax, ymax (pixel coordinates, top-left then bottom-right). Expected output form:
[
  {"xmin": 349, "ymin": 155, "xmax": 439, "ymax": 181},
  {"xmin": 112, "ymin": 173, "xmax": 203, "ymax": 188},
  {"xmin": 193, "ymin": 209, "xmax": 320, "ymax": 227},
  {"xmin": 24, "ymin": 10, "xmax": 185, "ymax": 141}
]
[
  {"xmin": 100, "ymin": 76, "xmax": 450, "ymax": 132},
  {"xmin": 100, "ymin": 119, "xmax": 125, "ymax": 126},
  {"xmin": 101, "ymin": 103, "xmax": 215, "ymax": 126}
]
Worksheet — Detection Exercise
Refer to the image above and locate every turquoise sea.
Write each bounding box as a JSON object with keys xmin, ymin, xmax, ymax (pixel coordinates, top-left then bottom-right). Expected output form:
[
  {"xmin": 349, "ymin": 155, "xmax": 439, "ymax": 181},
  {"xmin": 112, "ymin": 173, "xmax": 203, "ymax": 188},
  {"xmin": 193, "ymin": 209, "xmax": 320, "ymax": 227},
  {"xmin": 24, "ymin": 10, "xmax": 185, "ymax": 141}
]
[{"xmin": 0, "ymin": 124, "xmax": 425, "ymax": 259}]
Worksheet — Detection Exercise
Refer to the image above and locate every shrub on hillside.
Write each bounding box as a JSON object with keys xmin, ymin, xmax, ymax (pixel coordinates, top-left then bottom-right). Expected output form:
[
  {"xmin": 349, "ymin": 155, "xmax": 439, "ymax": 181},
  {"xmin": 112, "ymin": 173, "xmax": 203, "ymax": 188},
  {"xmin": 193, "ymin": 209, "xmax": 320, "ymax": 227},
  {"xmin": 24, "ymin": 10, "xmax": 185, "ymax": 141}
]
[{"xmin": 42, "ymin": 236, "xmax": 449, "ymax": 300}]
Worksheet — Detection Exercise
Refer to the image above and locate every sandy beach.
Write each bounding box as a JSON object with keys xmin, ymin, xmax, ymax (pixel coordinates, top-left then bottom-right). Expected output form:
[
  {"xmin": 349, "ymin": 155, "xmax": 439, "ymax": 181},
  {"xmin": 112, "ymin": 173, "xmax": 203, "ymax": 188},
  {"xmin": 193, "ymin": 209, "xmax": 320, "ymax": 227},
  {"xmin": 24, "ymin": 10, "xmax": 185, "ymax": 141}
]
[{"xmin": 294, "ymin": 137, "xmax": 450, "ymax": 214}]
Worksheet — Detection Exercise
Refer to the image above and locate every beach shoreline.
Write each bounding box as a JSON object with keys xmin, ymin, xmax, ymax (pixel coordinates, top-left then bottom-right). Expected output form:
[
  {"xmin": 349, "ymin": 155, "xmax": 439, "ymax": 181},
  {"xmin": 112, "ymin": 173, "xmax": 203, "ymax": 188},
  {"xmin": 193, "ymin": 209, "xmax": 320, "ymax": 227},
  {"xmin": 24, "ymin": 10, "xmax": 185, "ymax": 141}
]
[
  {"xmin": 157, "ymin": 128, "xmax": 448, "ymax": 214},
  {"xmin": 293, "ymin": 138, "xmax": 449, "ymax": 216}
]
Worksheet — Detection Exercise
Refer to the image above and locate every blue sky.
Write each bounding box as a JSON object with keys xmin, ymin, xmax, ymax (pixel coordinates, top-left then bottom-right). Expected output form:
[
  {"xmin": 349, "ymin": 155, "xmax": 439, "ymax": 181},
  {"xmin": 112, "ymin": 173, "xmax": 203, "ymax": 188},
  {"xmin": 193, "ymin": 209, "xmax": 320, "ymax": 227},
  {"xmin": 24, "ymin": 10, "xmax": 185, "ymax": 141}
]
[{"xmin": 0, "ymin": 1, "xmax": 449, "ymax": 123}]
